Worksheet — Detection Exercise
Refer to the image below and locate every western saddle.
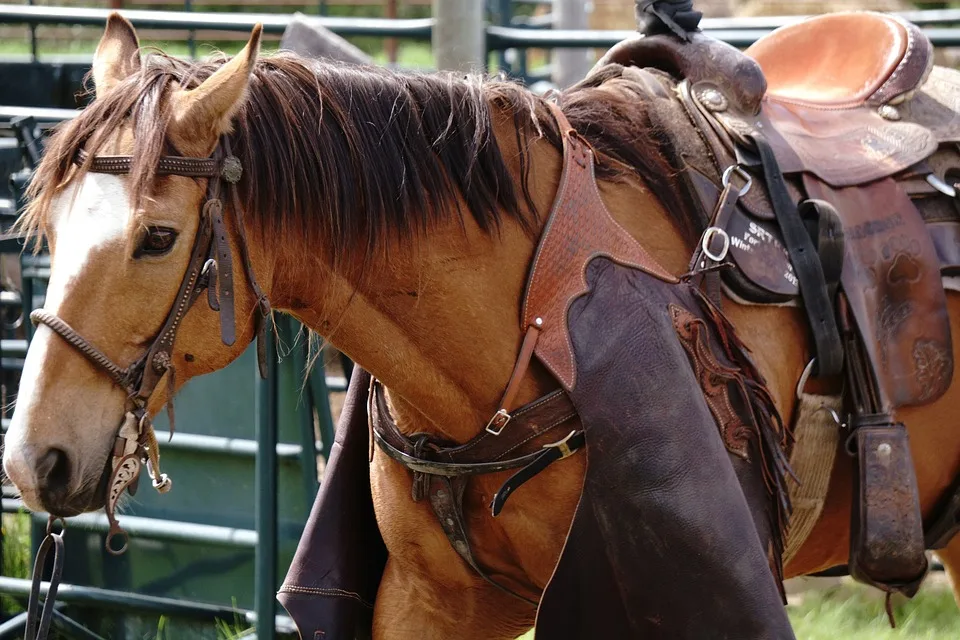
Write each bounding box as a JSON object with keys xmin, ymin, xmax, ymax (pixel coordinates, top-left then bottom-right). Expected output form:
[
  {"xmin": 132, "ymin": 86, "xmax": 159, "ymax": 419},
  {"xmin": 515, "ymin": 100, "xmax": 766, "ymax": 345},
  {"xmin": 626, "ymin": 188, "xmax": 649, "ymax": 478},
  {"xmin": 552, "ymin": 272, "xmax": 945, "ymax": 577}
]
[{"xmin": 596, "ymin": 7, "xmax": 960, "ymax": 605}]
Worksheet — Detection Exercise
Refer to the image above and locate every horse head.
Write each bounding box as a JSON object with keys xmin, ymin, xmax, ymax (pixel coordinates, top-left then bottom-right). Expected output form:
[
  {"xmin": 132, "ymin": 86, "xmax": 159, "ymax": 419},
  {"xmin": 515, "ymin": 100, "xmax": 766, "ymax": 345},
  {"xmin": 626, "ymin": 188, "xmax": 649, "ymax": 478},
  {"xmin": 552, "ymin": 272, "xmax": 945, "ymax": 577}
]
[{"xmin": 3, "ymin": 15, "xmax": 266, "ymax": 516}]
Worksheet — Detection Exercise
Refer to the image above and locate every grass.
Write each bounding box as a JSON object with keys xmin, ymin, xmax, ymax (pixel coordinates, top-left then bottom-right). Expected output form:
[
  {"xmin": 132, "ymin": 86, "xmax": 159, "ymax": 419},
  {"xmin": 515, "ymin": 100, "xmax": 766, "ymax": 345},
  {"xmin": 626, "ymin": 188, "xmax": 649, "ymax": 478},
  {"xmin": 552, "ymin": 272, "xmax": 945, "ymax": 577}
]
[
  {"xmin": 517, "ymin": 578, "xmax": 960, "ymax": 639},
  {"xmin": 788, "ymin": 579, "xmax": 960, "ymax": 640}
]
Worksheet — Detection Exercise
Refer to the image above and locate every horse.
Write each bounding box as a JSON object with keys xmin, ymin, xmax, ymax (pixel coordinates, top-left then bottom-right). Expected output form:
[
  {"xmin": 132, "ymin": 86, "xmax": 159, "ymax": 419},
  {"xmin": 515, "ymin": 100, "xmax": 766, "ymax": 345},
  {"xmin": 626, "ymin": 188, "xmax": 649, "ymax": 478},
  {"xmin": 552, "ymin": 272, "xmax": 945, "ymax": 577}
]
[{"xmin": 4, "ymin": 13, "xmax": 960, "ymax": 639}]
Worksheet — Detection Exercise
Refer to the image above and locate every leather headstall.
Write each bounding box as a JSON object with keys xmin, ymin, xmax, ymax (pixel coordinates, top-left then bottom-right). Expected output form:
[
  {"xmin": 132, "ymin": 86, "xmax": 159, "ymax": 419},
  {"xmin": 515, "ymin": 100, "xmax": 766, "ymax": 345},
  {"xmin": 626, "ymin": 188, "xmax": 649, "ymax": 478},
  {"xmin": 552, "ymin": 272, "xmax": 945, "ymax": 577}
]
[{"xmin": 29, "ymin": 136, "xmax": 271, "ymax": 553}]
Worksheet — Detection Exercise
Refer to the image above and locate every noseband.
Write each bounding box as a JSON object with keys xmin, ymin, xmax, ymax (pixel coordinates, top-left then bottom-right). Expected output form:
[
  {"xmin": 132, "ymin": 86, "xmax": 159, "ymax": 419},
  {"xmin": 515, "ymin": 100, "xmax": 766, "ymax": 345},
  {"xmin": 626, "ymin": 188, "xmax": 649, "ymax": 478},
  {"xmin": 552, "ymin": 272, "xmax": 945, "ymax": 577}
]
[{"xmin": 29, "ymin": 137, "xmax": 270, "ymax": 553}]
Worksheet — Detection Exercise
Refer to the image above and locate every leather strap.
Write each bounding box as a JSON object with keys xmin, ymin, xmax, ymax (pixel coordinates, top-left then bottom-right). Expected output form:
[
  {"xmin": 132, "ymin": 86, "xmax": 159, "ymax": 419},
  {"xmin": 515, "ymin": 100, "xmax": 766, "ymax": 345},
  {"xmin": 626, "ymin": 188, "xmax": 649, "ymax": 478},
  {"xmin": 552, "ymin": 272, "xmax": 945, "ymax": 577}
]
[
  {"xmin": 486, "ymin": 325, "xmax": 540, "ymax": 434},
  {"xmin": 224, "ymin": 137, "xmax": 271, "ymax": 379},
  {"xmin": 208, "ymin": 195, "xmax": 236, "ymax": 346},
  {"xmin": 925, "ymin": 470, "xmax": 960, "ymax": 549},
  {"xmin": 799, "ymin": 199, "xmax": 845, "ymax": 305},
  {"xmin": 75, "ymin": 148, "xmax": 220, "ymax": 177},
  {"xmin": 138, "ymin": 202, "xmax": 215, "ymax": 402},
  {"xmin": 490, "ymin": 430, "xmax": 584, "ymax": 516},
  {"xmin": 370, "ymin": 378, "xmax": 582, "ymax": 606},
  {"xmin": 371, "ymin": 381, "xmax": 577, "ymax": 472},
  {"xmin": 25, "ymin": 523, "xmax": 64, "ymax": 640},
  {"xmin": 428, "ymin": 476, "xmax": 539, "ymax": 606},
  {"xmin": 748, "ymin": 134, "xmax": 843, "ymax": 377}
]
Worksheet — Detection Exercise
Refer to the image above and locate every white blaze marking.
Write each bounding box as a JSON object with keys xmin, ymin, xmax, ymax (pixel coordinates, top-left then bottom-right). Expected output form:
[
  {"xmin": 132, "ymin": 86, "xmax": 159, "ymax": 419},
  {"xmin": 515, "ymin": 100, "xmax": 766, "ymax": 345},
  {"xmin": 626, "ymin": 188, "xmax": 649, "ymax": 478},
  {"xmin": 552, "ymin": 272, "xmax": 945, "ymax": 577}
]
[{"xmin": 3, "ymin": 174, "xmax": 131, "ymax": 472}]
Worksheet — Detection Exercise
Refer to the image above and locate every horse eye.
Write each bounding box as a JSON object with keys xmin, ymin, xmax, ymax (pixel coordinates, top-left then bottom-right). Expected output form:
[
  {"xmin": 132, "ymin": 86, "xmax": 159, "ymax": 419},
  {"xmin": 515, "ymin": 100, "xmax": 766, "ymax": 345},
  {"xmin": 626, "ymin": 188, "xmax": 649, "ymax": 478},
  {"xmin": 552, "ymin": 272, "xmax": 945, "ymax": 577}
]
[{"xmin": 136, "ymin": 226, "xmax": 178, "ymax": 257}]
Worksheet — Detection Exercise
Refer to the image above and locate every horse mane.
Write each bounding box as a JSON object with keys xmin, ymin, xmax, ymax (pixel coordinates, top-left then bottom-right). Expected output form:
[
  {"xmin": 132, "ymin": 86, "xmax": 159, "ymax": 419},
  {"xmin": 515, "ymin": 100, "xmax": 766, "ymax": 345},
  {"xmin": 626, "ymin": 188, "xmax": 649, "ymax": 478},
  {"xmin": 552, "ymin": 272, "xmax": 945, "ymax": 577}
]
[{"xmin": 21, "ymin": 51, "xmax": 690, "ymax": 268}]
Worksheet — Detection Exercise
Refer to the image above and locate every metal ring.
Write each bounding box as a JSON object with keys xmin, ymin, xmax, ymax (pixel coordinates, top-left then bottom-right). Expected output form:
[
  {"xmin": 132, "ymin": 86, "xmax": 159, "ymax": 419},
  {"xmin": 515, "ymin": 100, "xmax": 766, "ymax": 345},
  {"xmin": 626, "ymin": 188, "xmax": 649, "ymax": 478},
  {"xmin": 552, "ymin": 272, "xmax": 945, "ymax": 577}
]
[
  {"xmin": 926, "ymin": 174, "xmax": 957, "ymax": 198},
  {"xmin": 722, "ymin": 164, "xmax": 753, "ymax": 197},
  {"xmin": 105, "ymin": 529, "xmax": 130, "ymax": 556},
  {"xmin": 812, "ymin": 404, "xmax": 844, "ymax": 429},
  {"xmin": 795, "ymin": 358, "xmax": 816, "ymax": 400},
  {"xmin": 46, "ymin": 516, "xmax": 65, "ymax": 535},
  {"xmin": 701, "ymin": 227, "xmax": 730, "ymax": 262}
]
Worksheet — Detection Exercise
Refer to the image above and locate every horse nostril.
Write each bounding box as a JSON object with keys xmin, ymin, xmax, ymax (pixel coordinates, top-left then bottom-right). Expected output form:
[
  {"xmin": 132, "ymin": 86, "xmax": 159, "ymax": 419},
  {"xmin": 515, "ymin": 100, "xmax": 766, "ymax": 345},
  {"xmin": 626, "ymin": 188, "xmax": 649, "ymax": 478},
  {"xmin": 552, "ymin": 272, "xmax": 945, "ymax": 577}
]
[{"xmin": 36, "ymin": 447, "xmax": 71, "ymax": 490}]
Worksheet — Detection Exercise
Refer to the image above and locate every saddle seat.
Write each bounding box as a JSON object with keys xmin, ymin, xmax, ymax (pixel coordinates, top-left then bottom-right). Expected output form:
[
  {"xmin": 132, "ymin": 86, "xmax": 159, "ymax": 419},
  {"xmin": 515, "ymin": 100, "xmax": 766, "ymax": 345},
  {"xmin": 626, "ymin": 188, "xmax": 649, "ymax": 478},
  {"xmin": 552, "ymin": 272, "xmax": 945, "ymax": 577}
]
[{"xmin": 746, "ymin": 12, "xmax": 934, "ymax": 109}]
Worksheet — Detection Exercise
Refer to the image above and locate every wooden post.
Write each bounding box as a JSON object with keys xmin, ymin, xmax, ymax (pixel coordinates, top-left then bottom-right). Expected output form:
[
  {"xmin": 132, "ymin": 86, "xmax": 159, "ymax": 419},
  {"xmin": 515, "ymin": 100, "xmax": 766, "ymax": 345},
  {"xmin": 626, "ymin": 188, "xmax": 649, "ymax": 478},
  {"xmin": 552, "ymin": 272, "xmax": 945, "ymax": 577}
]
[
  {"xmin": 553, "ymin": 0, "xmax": 591, "ymax": 88},
  {"xmin": 385, "ymin": 0, "xmax": 398, "ymax": 65},
  {"xmin": 432, "ymin": 0, "xmax": 484, "ymax": 73}
]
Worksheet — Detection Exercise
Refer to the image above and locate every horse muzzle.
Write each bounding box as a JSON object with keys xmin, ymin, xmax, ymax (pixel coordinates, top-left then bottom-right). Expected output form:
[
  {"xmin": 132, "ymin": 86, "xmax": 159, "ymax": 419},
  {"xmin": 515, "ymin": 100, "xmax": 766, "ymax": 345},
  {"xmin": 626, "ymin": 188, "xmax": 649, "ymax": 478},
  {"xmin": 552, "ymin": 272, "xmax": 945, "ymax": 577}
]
[{"xmin": 3, "ymin": 443, "xmax": 106, "ymax": 517}]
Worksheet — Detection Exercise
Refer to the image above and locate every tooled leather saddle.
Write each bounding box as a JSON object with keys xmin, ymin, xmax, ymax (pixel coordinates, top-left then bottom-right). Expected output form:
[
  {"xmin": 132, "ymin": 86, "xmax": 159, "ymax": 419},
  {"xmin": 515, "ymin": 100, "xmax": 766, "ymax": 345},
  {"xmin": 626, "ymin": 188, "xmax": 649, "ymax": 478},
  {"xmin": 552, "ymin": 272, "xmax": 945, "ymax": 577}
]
[{"xmin": 598, "ymin": 8, "xmax": 960, "ymax": 602}]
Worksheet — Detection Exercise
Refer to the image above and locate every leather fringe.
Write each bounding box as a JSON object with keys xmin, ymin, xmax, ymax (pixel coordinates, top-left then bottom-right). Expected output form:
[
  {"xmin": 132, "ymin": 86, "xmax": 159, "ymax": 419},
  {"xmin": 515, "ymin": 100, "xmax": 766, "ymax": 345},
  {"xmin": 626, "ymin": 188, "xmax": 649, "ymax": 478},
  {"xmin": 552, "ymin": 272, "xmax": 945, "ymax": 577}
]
[{"xmin": 692, "ymin": 287, "xmax": 795, "ymax": 588}]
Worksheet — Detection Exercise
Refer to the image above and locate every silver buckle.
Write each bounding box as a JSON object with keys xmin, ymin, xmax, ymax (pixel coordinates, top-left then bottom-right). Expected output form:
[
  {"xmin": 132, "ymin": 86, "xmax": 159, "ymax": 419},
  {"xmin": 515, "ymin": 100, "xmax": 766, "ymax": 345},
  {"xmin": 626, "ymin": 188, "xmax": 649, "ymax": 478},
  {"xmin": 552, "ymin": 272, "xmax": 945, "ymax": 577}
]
[
  {"xmin": 722, "ymin": 164, "xmax": 753, "ymax": 196},
  {"xmin": 485, "ymin": 409, "xmax": 512, "ymax": 436},
  {"xmin": 701, "ymin": 226, "xmax": 731, "ymax": 262}
]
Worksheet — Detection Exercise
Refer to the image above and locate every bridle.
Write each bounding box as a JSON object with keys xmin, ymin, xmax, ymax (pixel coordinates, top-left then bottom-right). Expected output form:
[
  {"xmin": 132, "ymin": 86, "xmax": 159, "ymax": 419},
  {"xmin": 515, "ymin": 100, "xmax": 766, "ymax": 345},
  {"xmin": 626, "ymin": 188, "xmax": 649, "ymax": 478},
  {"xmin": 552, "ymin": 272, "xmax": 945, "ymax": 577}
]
[{"xmin": 29, "ymin": 136, "xmax": 270, "ymax": 553}]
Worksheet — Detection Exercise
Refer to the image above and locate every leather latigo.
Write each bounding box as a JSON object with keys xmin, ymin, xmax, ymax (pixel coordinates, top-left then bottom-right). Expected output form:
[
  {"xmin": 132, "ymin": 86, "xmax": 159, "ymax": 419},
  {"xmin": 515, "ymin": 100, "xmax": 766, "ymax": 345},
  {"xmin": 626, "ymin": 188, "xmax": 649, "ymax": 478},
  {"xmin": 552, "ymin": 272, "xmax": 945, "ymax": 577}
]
[
  {"xmin": 534, "ymin": 258, "xmax": 794, "ymax": 640},
  {"xmin": 278, "ymin": 368, "xmax": 387, "ymax": 640},
  {"xmin": 806, "ymin": 177, "xmax": 953, "ymax": 408},
  {"xmin": 850, "ymin": 423, "xmax": 928, "ymax": 594}
]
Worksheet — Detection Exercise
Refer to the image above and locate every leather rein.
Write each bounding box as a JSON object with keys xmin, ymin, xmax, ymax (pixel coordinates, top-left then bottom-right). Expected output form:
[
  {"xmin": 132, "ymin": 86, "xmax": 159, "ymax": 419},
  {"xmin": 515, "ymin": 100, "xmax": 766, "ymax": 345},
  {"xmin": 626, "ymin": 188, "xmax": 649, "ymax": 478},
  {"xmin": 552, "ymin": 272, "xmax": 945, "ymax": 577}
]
[{"xmin": 30, "ymin": 137, "xmax": 270, "ymax": 553}]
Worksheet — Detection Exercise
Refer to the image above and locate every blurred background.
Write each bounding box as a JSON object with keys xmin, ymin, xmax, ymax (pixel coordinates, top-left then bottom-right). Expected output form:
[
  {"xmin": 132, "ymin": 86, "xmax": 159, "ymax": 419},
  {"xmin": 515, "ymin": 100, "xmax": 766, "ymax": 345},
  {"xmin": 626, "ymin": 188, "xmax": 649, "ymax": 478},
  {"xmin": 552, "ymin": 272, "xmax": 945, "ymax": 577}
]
[{"xmin": 0, "ymin": 1, "xmax": 959, "ymax": 639}]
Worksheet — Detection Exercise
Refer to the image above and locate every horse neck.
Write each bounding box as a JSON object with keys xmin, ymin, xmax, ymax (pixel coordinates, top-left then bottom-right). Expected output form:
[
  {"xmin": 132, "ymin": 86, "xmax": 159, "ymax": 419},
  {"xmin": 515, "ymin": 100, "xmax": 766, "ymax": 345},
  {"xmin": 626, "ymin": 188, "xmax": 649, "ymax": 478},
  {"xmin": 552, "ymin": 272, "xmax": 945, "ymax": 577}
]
[{"xmin": 266, "ymin": 110, "xmax": 692, "ymax": 442}]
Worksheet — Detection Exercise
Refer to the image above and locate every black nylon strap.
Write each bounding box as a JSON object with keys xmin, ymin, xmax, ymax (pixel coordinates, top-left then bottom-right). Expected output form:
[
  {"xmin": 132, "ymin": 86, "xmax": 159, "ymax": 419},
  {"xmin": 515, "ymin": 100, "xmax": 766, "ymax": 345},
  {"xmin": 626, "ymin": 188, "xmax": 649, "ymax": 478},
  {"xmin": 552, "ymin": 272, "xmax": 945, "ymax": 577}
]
[
  {"xmin": 749, "ymin": 135, "xmax": 844, "ymax": 377},
  {"xmin": 490, "ymin": 431, "xmax": 585, "ymax": 516},
  {"xmin": 800, "ymin": 199, "xmax": 845, "ymax": 304}
]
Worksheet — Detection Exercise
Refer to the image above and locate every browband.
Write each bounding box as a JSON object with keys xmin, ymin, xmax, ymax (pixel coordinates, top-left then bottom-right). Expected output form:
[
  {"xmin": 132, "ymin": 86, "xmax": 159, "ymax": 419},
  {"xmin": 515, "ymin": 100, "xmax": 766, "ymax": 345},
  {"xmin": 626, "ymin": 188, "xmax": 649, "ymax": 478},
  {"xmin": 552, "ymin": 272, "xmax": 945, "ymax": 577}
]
[{"xmin": 74, "ymin": 148, "xmax": 222, "ymax": 178}]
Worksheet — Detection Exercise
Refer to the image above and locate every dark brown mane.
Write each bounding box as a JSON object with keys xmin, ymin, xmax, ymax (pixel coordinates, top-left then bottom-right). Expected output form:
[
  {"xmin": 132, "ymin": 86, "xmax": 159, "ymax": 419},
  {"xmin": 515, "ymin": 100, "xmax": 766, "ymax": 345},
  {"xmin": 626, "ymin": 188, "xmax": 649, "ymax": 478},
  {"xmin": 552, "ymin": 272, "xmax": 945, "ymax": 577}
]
[{"xmin": 22, "ymin": 51, "xmax": 690, "ymax": 266}]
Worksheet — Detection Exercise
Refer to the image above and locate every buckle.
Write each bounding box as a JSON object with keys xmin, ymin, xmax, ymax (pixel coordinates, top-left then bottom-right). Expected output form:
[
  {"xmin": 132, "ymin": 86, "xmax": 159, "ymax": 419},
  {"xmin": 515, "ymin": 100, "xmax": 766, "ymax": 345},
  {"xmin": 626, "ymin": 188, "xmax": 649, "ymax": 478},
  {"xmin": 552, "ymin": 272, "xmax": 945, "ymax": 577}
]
[
  {"xmin": 543, "ymin": 431, "xmax": 578, "ymax": 459},
  {"xmin": 485, "ymin": 409, "xmax": 512, "ymax": 436},
  {"xmin": 722, "ymin": 164, "xmax": 753, "ymax": 196},
  {"xmin": 700, "ymin": 226, "xmax": 730, "ymax": 262}
]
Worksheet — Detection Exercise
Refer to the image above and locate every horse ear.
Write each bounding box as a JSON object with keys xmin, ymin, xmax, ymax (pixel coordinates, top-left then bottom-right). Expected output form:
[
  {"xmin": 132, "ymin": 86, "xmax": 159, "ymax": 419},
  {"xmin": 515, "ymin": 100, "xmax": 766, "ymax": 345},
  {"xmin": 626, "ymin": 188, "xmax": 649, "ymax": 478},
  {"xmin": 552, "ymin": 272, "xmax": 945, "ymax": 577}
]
[
  {"xmin": 93, "ymin": 13, "xmax": 141, "ymax": 98},
  {"xmin": 172, "ymin": 25, "xmax": 262, "ymax": 143}
]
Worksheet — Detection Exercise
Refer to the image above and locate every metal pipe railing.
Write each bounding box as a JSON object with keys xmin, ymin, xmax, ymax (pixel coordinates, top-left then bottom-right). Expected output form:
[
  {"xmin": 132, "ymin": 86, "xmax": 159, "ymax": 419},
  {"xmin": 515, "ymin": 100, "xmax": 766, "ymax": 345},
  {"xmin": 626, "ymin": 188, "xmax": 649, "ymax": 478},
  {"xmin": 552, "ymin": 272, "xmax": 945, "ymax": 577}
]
[
  {"xmin": 486, "ymin": 25, "xmax": 960, "ymax": 50},
  {"xmin": 255, "ymin": 327, "xmax": 279, "ymax": 640},
  {"xmin": 0, "ymin": 576, "xmax": 297, "ymax": 634},
  {"xmin": 0, "ymin": 4, "xmax": 433, "ymax": 38}
]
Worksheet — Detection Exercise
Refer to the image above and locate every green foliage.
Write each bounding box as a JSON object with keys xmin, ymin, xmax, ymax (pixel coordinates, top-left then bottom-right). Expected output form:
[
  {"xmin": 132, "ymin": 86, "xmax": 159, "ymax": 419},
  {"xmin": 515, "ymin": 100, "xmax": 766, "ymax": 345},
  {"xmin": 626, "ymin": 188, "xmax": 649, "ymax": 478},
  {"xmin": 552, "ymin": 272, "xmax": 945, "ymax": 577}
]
[
  {"xmin": 516, "ymin": 579, "xmax": 960, "ymax": 639},
  {"xmin": 1, "ymin": 512, "xmax": 32, "ymax": 616},
  {"xmin": 214, "ymin": 597, "xmax": 252, "ymax": 639}
]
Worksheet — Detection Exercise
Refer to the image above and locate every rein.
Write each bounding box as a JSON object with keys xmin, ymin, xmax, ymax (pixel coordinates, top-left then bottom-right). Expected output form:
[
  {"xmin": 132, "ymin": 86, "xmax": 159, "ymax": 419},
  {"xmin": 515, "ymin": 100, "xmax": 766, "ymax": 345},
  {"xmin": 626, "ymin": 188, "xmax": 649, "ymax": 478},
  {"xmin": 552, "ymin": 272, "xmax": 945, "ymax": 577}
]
[{"xmin": 24, "ymin": 138, "xmax": 270, "ymax": 639}]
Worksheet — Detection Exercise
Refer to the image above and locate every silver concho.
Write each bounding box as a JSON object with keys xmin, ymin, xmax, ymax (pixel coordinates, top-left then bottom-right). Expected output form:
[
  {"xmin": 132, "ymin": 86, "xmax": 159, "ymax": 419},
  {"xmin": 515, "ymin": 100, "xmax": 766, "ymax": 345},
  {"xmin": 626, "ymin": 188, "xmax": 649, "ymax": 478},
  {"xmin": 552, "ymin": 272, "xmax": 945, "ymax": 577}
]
[
  {"xmin": 152, "ymin": 351, "xmax": 172, "ymax": 374},
  {"xmin": 221, "ymin": 155, "xmax": 243, "ymax": 183},
  {"xmin": 697, "ymin": 87, "xmax": 729, "ymax": 113},
  {"xmin": 878, "ymin": 104, "xmax": 901, "ymax": 121}
]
